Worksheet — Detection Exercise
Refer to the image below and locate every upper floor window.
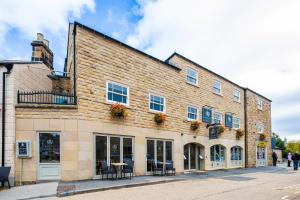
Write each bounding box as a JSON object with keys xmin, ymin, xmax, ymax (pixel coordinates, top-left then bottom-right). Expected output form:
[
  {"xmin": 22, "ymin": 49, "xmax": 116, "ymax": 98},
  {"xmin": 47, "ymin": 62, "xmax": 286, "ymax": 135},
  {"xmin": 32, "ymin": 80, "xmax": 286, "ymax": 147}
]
[
  {"xmin": 149, "ymin": 94, "xmax": 165, "ymax": 113},
  {"xmin": 233, "ymin": 117, "xmax": 240, "ymax": 129},
  {"xmin": 107, "ymin": 81, "xmax": 129, "ymax": 105},
  {"xmin": 187, "ymin": 106, "xmax": 198, "ymax": 121},
  {"xmin": 257, "ymin": 123, "xmax": 264, "ymax": 133},
  {"xmin": 213, "ymin": 80, "xmax": 222, "ymax": 95},
  {"xmin": 233, "ymin": 89, "xmax": 241, "ymax": 102},
  {"xmin": 186, "ymin": 68, "xmax": 198, "ymax": 86},
  {"xmin": 214, "ymin": 111, "xmax": 222, "ymax": 124},
  {"xmin": 257, "ymin": 99, "xmax": 263, "ymax": 110}
]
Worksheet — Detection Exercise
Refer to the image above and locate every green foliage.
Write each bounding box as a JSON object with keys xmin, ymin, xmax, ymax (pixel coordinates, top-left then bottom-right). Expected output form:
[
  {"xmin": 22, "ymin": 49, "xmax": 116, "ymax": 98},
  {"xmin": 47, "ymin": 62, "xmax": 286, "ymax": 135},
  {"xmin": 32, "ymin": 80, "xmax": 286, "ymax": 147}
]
[
  {"xmin": 284, "ymin": 141, "xmax": 300, "ymax": 154},
  {"xmin": 273, "ymin": 132, "xmax": 285, "ymax": 149}
]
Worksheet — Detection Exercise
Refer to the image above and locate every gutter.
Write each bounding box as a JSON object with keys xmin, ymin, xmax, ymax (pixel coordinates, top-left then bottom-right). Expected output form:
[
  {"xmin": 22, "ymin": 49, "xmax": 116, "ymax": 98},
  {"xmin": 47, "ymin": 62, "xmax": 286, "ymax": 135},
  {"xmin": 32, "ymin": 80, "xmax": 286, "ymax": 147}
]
[
  {"xmin": 1, "ymin": 63, "xmax": 13, "ymax": 166},
  {"xmin": 244, "ymin": 89, "xmax": 248, "ymax": 168}
]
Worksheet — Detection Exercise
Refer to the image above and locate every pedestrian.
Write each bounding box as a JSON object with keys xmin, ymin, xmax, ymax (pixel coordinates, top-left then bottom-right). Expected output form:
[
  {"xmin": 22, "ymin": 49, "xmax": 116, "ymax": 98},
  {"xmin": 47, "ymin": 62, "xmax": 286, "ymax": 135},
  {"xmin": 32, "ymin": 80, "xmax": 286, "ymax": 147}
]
[
  {"xmin": 292, "ymin": 152, "xmax": 300, "ymax": 170},
  {"xmin": 272, "ymin": 151, "xmax": 278, "ymax": 166},
  {"xmin": 287, "ymin": 152, "xmax": 292, "ymax": 167}
]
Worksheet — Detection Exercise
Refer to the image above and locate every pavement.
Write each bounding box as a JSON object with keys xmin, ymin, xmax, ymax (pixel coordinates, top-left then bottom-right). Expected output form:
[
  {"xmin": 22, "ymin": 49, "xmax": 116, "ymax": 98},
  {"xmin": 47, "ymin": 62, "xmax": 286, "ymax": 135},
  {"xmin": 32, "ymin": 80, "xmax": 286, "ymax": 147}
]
[{"xmin": 1, "ymin": 164, "xmax": 300, "ymax": 200}]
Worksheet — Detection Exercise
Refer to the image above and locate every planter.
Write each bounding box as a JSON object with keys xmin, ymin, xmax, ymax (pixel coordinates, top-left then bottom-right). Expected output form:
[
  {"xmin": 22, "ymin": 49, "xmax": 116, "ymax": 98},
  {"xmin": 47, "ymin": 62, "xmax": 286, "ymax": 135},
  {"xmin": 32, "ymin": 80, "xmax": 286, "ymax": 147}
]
[
  {"xmin": 190, "ymin": 121, "xmax": 201, "ymax": 131},
  {"xmin": 218, "ymin": 125, "xmax": 225, "ymax": 134},
  {"xmin": 154, "ymin": 113, "xmax": 167, "ymax": 124},
  {"xmin": 257, "ymin": 141, "xmax": 266, "ymax": 148},
  {"xmin": 110, "ymin": 104, "xmax": 128, "ymax": 118},
  {"xmin": 259, "ymin": 133, "xmax": 267, "ymax": 141},
  {"xmin": 236, "ymin": 129, "xmax": 244, "ymax": 140}
]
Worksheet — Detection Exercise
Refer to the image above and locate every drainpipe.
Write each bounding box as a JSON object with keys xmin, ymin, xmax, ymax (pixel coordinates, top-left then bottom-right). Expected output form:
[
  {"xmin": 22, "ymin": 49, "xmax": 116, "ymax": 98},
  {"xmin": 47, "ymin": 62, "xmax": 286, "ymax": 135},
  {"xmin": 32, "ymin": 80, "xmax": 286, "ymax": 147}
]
[
  {"xmin": 244, "ymin": 89, "xmax": 248, "ymax": 168},
  {"xmin": 1, "ymin": 63, "xmax": 13, "ymax": 167},
  {"xmin": 73, "ymin": 24, "xmax": 77, "ymax": 105}
]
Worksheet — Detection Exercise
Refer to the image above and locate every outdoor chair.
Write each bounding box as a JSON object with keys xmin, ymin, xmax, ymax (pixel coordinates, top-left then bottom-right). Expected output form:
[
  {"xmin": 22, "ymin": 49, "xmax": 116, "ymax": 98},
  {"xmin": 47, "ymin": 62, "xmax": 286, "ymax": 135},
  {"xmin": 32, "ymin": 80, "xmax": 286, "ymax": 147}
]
[
  {"xmin": 152, "ymin": 160, "xmax": 164, "ymax": 176},
  {"xmin": 100, "ymin": 161, "xmax": 117, "ymax": 180},
  {"xmin": 165, "ymin": 160, "xmax": 176, "ymax": 176},
  {"xmin": 0, "ymin": 166, "xmax": 11, "ymax": 189},
  {"xmin": 122, "ymin": 158, "xmax": 134, "ymax": 179}
]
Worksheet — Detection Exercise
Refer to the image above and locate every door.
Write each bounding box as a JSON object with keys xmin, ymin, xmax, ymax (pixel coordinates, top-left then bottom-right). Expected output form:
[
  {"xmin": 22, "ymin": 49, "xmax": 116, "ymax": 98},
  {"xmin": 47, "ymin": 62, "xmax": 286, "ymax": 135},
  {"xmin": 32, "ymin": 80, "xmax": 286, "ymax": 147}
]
[
  {"xmin": 210, "ymin": 145, "xmax": 226, "ymax": 169},
  {"xmin": 38, "ymin": 133, "xmax": 61, "ymax": 180},
  {"xmin": 256, "ymin": 147, "xmax": 266, "ymax": 167},
  {"xmin": 184, "ymin": 143, "xmax": 201, "ymax": 171}
]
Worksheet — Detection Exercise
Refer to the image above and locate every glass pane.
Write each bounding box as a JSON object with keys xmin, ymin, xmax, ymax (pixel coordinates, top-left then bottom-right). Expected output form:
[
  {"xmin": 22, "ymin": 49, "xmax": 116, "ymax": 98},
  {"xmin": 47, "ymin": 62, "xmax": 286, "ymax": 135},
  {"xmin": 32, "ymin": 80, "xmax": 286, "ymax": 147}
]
[
  {"xmin": 157, "ymin": 141, "xmax": 164, "ymax": 163},
  {"xmin": 184, "ymin": 144, "xmax": 189, "ymax": 170},
  {"xmin": 110, "ymin": 137, "xmax": 120, "ymax": 163},
  {"xmin": 112, "ymin": 93, "xmax": 123, "ymax": 102},
  {"xmin": 39, "ymin": 133, "xmax": 60, "ymax": 163},
  {"xmin": 147, "ymin": 140, "xmax": 155, "ymax": 172},
  {"xmin": 96, "ymin": 136, "xmax": 107, "ymax": 175},
  {"xmin": 190, "ymin": 143, "xmax": 196, "ymax": 169},
  {"xmin": 123, "ymin": 138, "xmax": 132, "ymax": 161},
  {"xmin": 165, "ymin": 141, "xmax": 172, "ymax": 161},
  {"xmin": 210, "ymin": 146, "xmax": 214, "ymax": 161},
  {"xmin": 113, "ymin": 84, "xmax": 123, "ymax": 94}
]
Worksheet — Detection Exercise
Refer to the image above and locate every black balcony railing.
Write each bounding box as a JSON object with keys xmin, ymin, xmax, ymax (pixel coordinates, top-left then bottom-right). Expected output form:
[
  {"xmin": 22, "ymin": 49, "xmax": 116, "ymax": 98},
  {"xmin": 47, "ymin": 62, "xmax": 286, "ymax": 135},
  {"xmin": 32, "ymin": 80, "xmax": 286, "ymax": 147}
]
[{"xmin": 17, "ymin": 90, "xmax": 76, "ymax": 105}]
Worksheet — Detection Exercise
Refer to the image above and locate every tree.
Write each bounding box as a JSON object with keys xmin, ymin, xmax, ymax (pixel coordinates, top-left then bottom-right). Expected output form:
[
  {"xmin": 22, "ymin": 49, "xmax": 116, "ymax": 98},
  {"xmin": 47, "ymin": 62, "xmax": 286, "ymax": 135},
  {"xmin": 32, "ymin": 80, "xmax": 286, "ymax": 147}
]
[{"xmin": 272, "ymin": 133, "xmax": 285, "ymax": 149}]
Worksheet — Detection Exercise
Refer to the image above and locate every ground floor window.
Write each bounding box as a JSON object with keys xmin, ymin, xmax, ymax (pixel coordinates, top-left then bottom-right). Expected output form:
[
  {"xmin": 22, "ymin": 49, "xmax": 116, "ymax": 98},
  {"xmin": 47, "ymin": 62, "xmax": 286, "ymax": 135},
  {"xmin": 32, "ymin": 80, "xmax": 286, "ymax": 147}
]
[
  {"xmin": 95, "ymin": 134, "xmax": 133, "ymax": 175},
  {"xmin": 231, "ymin": 146, "xmax": 242, "ymax": 161},
  {"xmin": 39, "ymin": 133, "xmax": 60, "ymax": 163},
  {"xmin": 146, "ymin": 139, "xmax": 173, "ymax": 173},
  {"xmin": 210, "ymin": 145, "xmax": 225, "ymax": 162}
]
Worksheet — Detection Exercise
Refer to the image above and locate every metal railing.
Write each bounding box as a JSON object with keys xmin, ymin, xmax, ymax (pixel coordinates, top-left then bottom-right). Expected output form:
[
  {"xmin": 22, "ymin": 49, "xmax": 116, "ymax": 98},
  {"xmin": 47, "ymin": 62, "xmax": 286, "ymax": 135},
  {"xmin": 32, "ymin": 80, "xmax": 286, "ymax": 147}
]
[{"xmin": 17, "ymin": 90, "xmax": 76, "ymax": 105}]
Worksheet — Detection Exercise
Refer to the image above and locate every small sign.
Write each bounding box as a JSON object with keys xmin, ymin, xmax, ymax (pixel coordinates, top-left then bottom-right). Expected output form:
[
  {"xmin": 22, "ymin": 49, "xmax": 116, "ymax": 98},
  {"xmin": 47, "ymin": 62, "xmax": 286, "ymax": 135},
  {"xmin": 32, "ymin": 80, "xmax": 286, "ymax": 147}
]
[{"xmin": 209, "ymin": 125, "xmax": 219, "ymax": 139}]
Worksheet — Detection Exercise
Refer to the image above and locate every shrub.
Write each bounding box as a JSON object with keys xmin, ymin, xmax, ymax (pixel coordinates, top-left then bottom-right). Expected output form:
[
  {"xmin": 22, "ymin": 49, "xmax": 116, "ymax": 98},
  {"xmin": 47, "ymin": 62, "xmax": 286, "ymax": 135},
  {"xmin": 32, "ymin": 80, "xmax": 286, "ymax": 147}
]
[
  {"xmin": 218, "ymin": 125, "xmax": 225, "ymax": 134},
  {"xmin": 259, "ymin": 133, "xmax": 267, "ymax": 141},
  {"xmin": 236, "ymin": 129, "xmax": 244, "ymax": 140},
  {"xmin": 110, "ymin": 103, "xmax": 128, "ymax": 118},
  {"xmin": 190, "ymin": 121, "xmax": 201, "ymax": 131},
  {"xmin": 154, "ymin": 113, "xmax": 167, "ymax": 124}
]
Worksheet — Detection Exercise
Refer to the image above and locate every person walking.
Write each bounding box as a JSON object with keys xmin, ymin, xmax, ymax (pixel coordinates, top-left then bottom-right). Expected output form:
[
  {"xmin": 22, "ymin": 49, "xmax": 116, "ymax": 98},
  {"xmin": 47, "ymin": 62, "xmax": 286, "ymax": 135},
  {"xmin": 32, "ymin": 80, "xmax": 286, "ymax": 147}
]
[
  {"xmin": 292, "ymin": 152, "xmax": 300, "ymax": 170},
  {"xmin": 287, "ymin": 152, "xmax": 292, "ymax": 167},
  {"xmin": 272, "ymin": 151, "xmax": 278, "ymax": 166}
]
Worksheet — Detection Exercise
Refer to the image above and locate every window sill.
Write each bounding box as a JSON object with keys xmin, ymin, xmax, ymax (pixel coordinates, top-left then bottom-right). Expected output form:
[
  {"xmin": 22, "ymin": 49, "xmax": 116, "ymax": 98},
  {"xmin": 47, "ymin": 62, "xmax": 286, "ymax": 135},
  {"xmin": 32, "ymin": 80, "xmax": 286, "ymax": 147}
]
[
  {"xmin": 233, "ymin": 100, "xmax": 241, "ymax": 104},
  {"xmin": 213, "ymin": 92, "xmax": 223, "ymax": 97},
  {"xmin": 148, "ymin": 110, "xmax": 166, "ymax": 115},
  {"xmin": 104, "ymin": 101, "xmax": 131, "ymax": 108},
  {"xmin": 186, "ymin": 81, "xmax": 200, "ymax": 88}
]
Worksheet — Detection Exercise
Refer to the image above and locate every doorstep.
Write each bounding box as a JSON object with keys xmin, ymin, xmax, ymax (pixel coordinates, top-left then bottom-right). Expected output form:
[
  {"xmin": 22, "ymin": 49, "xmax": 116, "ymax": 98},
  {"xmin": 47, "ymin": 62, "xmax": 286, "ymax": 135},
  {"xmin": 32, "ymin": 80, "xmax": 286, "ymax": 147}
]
[{"xmin": 57, "ymin": 176, "xmax": 186, "ymax": 197}]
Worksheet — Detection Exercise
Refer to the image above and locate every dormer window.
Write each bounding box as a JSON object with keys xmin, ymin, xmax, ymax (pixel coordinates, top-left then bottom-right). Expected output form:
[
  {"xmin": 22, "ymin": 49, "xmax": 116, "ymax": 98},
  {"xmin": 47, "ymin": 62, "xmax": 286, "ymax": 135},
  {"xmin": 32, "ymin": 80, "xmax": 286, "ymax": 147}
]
[{"xmin": 186, "ymin": 68, "xmax": 198, "ymax": 86}]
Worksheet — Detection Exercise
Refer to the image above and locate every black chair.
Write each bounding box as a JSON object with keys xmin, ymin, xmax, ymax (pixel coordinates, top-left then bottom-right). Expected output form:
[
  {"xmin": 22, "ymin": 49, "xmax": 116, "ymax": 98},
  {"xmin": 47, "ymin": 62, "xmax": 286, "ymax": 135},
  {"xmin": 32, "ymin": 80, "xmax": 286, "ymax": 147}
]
[
  {"xmin": 0, "ymin": 167, "xmax": 11, "ymax": 189},
  {"xmin": 100, "ymin": 161, "xmax": 117, "ymax": 180},
  {"xmin": 165, "ymin": 160, "xmax": 176, "ymax": 176},
  {"xmin": 152, "ymin": 160, "xmax": 164, "ymax": 176},
  {"xmin": 122, "ymin": 158, "xmax": 134, "ymax": 179}
]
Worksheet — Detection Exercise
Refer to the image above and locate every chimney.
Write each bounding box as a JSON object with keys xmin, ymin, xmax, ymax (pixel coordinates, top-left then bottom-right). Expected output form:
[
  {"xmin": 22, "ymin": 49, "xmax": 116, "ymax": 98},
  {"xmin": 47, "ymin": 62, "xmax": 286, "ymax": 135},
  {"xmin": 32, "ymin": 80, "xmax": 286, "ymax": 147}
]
[{"xmin": 31, "ymin": 33, "xmax": 54, "ymax": 69}]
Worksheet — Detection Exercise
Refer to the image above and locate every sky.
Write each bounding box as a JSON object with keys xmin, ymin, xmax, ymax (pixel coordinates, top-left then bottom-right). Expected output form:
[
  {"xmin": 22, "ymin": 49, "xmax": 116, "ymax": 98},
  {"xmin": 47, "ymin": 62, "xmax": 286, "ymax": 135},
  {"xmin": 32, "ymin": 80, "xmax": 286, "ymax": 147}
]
[{"xmin": 0, "ymin": 0, "xmax": 299, "ymax": 141}]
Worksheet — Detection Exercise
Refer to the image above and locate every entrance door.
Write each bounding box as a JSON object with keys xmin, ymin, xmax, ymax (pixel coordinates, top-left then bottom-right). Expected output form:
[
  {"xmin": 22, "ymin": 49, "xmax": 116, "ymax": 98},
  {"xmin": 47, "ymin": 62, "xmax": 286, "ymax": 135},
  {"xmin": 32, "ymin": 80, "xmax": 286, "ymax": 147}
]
[
  {"xmin": 184, "ymin": 143, "xmax": 201, "ymax": 171},
  {"xmin": 210, "ymin": 145, "xmax": 226, "ymax": 169},
  {"xmin": 38, "ymin": 133, "xmax": 61, "ymax": 180},
  {"xmin": 256, "ymin": 147, "xmax": 266, "ymax": 167}
]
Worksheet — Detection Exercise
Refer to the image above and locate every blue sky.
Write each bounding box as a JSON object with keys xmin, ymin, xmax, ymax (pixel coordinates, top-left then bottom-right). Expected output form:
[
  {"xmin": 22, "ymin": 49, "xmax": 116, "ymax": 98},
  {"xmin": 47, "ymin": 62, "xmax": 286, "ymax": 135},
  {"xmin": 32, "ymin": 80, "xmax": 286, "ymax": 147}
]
[{"xmin": 1, "ymin": 0, "xmax": 299, "ymax": 141}]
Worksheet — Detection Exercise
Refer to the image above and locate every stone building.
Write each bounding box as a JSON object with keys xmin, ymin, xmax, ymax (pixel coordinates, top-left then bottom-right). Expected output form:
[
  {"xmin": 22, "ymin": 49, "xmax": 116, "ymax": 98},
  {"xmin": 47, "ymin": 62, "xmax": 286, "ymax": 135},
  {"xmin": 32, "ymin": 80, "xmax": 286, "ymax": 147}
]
[{"xmin": 2, "ymin": 22, "xmax": 271, "ymax": 184}]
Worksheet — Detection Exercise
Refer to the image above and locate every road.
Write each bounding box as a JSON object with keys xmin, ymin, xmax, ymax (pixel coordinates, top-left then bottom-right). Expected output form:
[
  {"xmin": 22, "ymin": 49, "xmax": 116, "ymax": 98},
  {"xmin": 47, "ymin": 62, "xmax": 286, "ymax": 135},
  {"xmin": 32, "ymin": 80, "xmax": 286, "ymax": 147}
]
[{"xmin": 58, "ymin": 166, "xmax": 300, "ymax": 200}]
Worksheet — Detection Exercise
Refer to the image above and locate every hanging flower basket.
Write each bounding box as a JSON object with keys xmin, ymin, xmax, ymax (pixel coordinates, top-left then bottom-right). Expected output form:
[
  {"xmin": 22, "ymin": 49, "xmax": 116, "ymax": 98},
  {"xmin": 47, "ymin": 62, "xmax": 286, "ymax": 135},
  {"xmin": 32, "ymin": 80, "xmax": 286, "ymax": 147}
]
[
  {"xmin": 218, "ymin": 125, "xmax": 225, "ymax": 134},
  {"xmin": 259, "ymin": 133, "xmax": 267, "ymax": 141},
  {"xmin": 257, "ymin": 141, "xmax": 266, "ymax": 148},
  {"xmin": 110, "ymin": 103, "xmax": 128, "ymax": 118},
  {"xmin": 190, "ymin": 121, "xmax": 201, "ymax": 131},
  {"xmin": 236, "ymin": 129, "xmax": 244, "ymax": 140},
  {"xmin": 154, "ymin": 113, "xmax": 167, "ymax": 124}
]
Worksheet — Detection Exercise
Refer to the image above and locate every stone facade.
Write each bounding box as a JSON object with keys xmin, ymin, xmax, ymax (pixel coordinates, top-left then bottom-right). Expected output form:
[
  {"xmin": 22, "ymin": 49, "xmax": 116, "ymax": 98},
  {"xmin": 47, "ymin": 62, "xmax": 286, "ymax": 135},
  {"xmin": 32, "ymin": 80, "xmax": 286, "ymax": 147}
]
[{"xmin": 13, "ymin": 22, "xmax": 271, "ymax": 183}]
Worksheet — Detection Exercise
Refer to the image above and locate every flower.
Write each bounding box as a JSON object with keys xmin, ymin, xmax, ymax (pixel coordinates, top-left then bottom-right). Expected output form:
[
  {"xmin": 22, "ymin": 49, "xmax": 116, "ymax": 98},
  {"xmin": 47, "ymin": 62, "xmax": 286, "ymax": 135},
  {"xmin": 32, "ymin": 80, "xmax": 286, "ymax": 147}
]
[
  {"xmin": 110, "ymin": 103, "xmax": 128, "ymax": 118},
  {"xmin": 236, "ymin": 129, "xmax": 244, "ymax": 140},
  {"xmin": 190, "ymin": 121, "xmax": 201, "ymax": 130},
  {"xmin": 154, "ymin": 113, "xmax": 167, "ymax": 124},
  {"xmin": 218, "ymin": 125, "xmax": 225, "ymax": 134},
  {"xmin": 259, "ymin": 133, "xmax": 267, "ymax": 141}
]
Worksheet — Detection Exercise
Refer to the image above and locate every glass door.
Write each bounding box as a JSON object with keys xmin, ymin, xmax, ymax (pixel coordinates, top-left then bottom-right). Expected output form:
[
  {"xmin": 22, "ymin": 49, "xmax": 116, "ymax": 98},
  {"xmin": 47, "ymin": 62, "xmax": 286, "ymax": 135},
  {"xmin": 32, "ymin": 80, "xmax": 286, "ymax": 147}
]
[
  {"xmin": 38, "ymin": 132, "xmax": 61, "ymax": 180},
  {"xmin": 184, "ymin": 143, "xmax": 201, "ymax": 171}
]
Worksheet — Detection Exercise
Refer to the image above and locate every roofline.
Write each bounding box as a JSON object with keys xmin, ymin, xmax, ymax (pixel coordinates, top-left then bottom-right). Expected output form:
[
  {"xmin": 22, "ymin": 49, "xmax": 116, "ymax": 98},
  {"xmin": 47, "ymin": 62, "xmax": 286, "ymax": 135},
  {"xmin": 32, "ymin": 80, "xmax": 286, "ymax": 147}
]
[
  {"xmin": 166, "ymin": 52, "xmax": 272, "ymax": 102},
  {"xmin": 73, "ymin": 21, "xmax": 181, "ymax": 71},
  {"xmin": 0, "ymin": 61, "xmax": 43, "ymax": 65}
]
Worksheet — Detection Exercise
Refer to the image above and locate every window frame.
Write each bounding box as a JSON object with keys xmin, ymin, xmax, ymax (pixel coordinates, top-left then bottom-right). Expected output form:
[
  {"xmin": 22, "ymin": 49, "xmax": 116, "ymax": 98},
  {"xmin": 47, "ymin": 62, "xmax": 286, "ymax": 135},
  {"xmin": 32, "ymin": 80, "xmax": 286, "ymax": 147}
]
[
  {"xmin": 257, "ymin": 122, "xmax": 264, "ymax": 133},
  {"xmin": 257, "ymin": 99, "xmax": 263, "ymax": 110},
  {"xmin": 233, "ymin": 117, "xmax": 240, "ymax": 129},
  {"xmin": 213, "ymin": 111, "xmax": 222, "ymax": 124},
  {"xmin": 149, "ymin": 93, "xmax": 166, "ymax": 113},
  {"xmin": 213, "ymin": 80, "xmax": 222, "ymax": 95},
  {"xmin": 106, "ymin": 81, "xmax": 130, "ymax": 106},
  {"xmin": 187, "ymin": 105, "xmax": 198, "ymax": 121},
  {"xmin": 186, "ymin": 67, "xmax": 199, "ymax": 86},
  {"xmin": 233, "ymin": 89, "xmax": 241, "ymax": 102}
]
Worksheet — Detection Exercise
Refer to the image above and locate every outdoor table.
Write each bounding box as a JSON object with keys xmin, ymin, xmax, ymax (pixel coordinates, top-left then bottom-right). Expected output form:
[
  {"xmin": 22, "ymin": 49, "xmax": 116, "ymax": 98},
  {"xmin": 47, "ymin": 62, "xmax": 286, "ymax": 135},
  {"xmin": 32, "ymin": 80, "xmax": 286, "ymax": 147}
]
[
  {"xmin": 111, "ymin": 163, "xmax": 127, "ymax": 179},
  {"xmin": 157, "ymin": 161, "xmax": 171, "ymax": 175}
]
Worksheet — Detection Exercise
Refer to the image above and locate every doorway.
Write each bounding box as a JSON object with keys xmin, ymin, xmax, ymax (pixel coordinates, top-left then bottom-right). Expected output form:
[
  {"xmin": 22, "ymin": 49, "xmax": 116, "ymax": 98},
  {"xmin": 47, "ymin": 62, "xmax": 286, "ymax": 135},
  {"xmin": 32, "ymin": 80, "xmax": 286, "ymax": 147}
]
[{"xmin": 184, "ymin": 143, "xmax": 204, "ymax": 171}]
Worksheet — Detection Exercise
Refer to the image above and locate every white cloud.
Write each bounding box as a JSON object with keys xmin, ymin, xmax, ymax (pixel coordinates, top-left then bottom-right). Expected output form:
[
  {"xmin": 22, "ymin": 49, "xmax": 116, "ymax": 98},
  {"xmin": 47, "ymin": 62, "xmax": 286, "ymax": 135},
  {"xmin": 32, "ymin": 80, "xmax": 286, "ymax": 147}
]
[{"xmin": 126, "ymin": 0, "xmax": 300, "ymax": 138}]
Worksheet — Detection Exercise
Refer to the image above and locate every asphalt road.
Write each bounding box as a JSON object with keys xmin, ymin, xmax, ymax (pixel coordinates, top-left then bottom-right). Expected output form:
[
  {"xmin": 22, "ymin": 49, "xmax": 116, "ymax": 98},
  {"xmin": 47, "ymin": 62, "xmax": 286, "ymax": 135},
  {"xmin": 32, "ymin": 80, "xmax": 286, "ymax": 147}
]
[{"xmin": 60, "ymin": 165, "xmax": 300, "ymax": 200}]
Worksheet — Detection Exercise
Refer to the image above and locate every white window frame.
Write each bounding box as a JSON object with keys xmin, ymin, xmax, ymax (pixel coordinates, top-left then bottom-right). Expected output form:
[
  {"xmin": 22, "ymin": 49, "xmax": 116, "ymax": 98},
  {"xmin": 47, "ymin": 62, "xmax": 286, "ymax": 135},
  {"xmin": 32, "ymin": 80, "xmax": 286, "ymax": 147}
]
[
  {"xmin": 257, "ymin": 123, "xmax": 264, "ymax": 133},
  {"xmin": 149, "ymin": 93, "xmax": 166, "ymax": 113},
  {"xmin": 186, "ymin": 67, "xmax": 198, "ymax": 86},
  {"xmin": 187, "ymin": 105, "xmax": 198, "ymax": 121},
  {"xmin": 106, "ymin": 81, "xmax": 129, "ymax": 106},
  {"xmin": 233, "ymin": 117, "xmax": 240, "ymax": 129},
  {"xmin": 214, "ymin": 111, "xmax": 222, "ymax": 124},
  {"xmin": 233, "ymin": 89, "xmax": 241, "ymax": 102},
  {"xmin": 257, "ymin": 99, "xmax": 263, "ymax": 110},
  {"xmin": 213, "ymin": 80, "xmax": 222, "ymax": 95}
]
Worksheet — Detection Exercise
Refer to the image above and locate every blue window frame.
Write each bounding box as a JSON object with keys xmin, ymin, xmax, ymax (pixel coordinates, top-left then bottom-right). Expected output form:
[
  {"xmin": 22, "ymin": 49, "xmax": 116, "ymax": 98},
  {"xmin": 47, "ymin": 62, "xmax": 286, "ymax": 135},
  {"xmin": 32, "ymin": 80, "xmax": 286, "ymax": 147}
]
[
  {"xmin": 107, "ymin": 82, "xmax": 128, "ymax": 105},
  {"xmin": 149, "ymin": 94, "xmax": 165, "ymax": 112}
]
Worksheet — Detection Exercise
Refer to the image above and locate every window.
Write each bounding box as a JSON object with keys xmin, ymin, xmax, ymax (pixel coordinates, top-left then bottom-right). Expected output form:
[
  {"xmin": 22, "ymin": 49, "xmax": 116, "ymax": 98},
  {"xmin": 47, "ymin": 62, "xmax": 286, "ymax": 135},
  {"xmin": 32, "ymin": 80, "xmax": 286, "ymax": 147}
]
[
  {"xmin": 231, "ymin": 146, "xmax": 242, "ymax": 161},
  {"xmin": 186, "ymin": 68, "xmax": 198, "ymax": 85},
  {"xmin": 210, "ymin": 145, "xmax": 225, "ymax": 162},
  {"xmin": 107, "ymin": 82, "xmax": 129, "ymax": 105},
  {"xmin": 233, "ymin": 117, "xmax": 240, "ymax": 129},
  {"xmin": 214, "ymin": 112, "xmax": 222, "ymax": 124},
  {"xmin": 257, "ymin": 99, "xmax": 263, "ymax": 110},
  {"xmin": 95, "ymin": 135, "xmax": 133, "ymax": 175},
  {"xmin": 225, "ymin": 113, "xmax": 233, "ymax": 128},
  {"xmin": 149, "ymin": 94, "xmax": 165, "ymax": 112},
  {"xmin": 187, "ymin": 106, "xmax": 198, "ymax": 121},
  {"xmin": 213, "ymin": 80, "xmax": 222, "ymax": 95},
  {"xmin": 233, "ymin": 90, "xmax": 241, "ymax": 102},
  {"xmin": 257, "ymin": 123, "xmax": 264, "ymax": 133}
]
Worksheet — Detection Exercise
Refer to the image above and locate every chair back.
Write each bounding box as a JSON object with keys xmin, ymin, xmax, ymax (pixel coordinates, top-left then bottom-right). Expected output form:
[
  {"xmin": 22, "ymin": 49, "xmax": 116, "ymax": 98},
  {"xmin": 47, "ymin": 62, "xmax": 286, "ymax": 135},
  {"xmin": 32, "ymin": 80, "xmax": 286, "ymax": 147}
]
[
  {"xmin": 123, "ymin": 158, "xmax": 134, "ymax": 169},
  {"xmin": 0, "ymin": 167, "xmax": 11, "ymax": 179},
  {"xmin": 100, "ymin": 161, "xmax": 109, "ymax": 171},
  {"xmin": 165, "ymin": 160, "xmax": 173, "ymax": 170}
]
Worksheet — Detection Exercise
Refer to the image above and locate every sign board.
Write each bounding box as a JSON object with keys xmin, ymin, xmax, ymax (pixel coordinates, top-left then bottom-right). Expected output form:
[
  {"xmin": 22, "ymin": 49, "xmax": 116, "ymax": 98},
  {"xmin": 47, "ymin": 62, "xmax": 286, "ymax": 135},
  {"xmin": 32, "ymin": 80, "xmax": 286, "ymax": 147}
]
[
  {"xmin": 16, "ymin": 140, "xmax": 32, "ymax": 158},
  {"xmin": 209, "ymin": 125, "xmax": 219, "ymax": 139}
]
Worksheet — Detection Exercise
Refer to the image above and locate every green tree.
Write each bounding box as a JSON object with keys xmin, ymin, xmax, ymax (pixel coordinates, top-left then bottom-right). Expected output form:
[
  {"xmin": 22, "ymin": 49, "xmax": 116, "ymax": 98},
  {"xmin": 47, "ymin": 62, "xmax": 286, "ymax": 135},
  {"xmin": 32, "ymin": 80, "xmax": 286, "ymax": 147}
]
[
  {"xmin": 284, "ymin": 141, "xmax": 300, "ymax": 156},
  {"xmin": 273, "ymin": 133, "xmax": 285, "ymax": 149}
]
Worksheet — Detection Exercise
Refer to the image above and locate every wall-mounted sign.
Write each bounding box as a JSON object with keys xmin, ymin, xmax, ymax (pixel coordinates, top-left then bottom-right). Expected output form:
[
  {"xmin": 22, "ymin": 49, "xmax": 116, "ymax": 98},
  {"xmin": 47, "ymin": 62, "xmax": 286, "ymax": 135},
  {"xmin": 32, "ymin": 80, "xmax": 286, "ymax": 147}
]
[{"xmin": 209, "ymin": 125, "xmax": 219, "ymax": 139}]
